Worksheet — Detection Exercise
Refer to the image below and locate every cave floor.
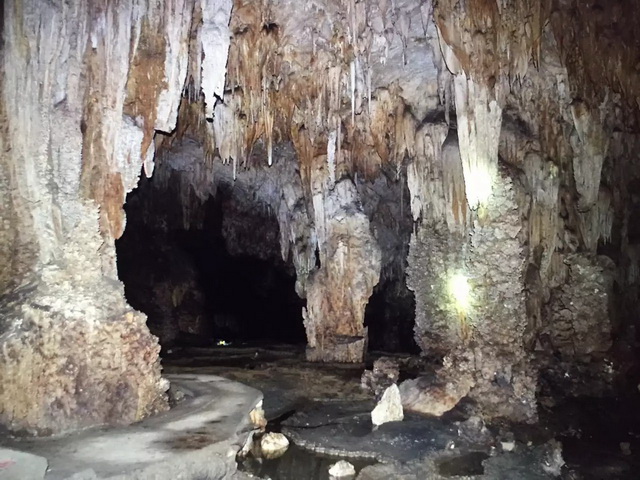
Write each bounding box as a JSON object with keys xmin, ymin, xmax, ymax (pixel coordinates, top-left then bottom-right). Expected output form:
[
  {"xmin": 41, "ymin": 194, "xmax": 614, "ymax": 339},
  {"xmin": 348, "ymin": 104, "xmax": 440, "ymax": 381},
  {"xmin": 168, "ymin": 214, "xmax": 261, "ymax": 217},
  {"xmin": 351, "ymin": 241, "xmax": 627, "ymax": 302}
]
[
  {"xmin": 0, "ymin": 375, "xmax": 262, "ymax": 480},
  {"xmin": 2, "ymin": 346, "xmax": 638, "ymax": 480},
  {"xmin": 164, "ymin": 344, "xmax": 640, "ymax": 480}
]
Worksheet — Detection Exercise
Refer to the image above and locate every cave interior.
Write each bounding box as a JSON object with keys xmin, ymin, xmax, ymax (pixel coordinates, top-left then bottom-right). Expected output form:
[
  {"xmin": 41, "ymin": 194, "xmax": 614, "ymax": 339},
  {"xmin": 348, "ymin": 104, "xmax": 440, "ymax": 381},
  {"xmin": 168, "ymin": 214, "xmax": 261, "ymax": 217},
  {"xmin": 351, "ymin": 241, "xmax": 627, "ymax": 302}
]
[{"xmin": 1, "ymin": 0, "xmax": 640, "ymax": 478}]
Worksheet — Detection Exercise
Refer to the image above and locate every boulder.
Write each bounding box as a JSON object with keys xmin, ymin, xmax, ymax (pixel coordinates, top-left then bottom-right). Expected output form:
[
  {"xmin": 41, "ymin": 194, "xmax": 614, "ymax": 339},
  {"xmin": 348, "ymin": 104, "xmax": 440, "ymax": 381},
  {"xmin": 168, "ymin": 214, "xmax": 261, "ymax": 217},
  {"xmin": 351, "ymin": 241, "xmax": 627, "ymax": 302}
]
[
  {"xmin": 371, "ymin": 384, "xmax": 404, "ymax": 426},
  {"xmin": 260, "ymin": 432, "xmax": 290, "ymax": 460},
  {"xmin": 329, "ymin": 460, "xmax": 356, "ymax": 479},
  {"xmin": 399, "ymin": 374, "xmax": 473, "ymax": 416}
]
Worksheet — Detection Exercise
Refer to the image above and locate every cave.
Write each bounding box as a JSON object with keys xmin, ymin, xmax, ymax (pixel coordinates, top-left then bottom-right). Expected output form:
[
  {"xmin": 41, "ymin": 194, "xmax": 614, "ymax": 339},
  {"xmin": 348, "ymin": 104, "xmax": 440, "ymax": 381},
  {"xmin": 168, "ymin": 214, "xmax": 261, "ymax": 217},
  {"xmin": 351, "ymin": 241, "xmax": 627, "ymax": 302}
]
[
  {"xmin": 1, "ymin": 0, "xmax": 640, "ymax": 479},
  {"xmin": 117, "ymin": 167, "xmax": 307, "ymax": 348},
  {"xmin": 116, "ymin": 139, "xmax": 417, "ymax": 356}
]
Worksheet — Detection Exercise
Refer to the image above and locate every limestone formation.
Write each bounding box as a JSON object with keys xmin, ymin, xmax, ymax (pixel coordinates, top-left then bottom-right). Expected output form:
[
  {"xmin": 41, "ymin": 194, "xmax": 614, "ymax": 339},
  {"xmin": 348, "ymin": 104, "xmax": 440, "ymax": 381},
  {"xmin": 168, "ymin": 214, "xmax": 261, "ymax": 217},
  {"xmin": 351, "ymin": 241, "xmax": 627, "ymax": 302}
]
[
  {"xmin": 304, "ymin": 178, "xmax": 382, "ymax": 363},
  {"xmin": 259, "ymin": 432, "xmax": 290, "ymax": 460},
  {"xmin": 1, "ymin": 0, "xmax": 640, "ymax": 436},
  {"xmin": 361, "ymin": 357, "xmax": 401, "ymax": 397},
  {"xmin": 329, "ymin": 460, "xmax": 356, "ymax": 479},
  {"xmin": 399, "ymin": 374, "xmax": 474, "ymax": 418},
  {"xmin": 371, "ymin": 384, "xmax": 404, "ymax": 427},
  {"xmin": 0, "ymin": 0, "xmax": 237, "ymax": 434}
]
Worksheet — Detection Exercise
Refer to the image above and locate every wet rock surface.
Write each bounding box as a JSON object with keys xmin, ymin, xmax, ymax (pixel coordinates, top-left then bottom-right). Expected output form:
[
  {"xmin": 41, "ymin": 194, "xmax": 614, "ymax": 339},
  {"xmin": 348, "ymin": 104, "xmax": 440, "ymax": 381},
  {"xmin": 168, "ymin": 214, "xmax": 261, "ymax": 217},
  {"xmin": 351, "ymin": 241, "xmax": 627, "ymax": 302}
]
[
  {"xmin": 282, "ymin": 406, "xmax": 459, "ymax": 462},
  {"xmin": 164, "ymin": 346, "xmax": 640, "ymax": 480},
  {"xmin": 0, "ymin": 375, "xmax": 262, "ymax": 480},
  {"xmin": 0, "ymin": 448, "xmax": 48, "ymax": 480}
]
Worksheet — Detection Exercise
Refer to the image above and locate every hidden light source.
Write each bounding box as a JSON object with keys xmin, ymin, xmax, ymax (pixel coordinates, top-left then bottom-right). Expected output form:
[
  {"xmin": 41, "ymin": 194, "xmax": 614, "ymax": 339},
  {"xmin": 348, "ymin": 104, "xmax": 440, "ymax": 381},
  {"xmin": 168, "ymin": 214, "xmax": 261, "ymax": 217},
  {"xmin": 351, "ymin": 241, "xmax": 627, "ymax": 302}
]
[{"xmin": 448, "ymin": 273, "xmax": 471, "ymax": 313}]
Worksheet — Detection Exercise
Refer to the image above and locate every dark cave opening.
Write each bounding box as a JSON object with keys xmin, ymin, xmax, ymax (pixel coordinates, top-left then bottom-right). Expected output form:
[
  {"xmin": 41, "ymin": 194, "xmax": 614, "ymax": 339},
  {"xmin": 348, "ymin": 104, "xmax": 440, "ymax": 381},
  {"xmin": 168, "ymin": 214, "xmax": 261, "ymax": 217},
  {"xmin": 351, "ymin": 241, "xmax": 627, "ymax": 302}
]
[
  {"xmin": 115, "ymin": 139, "xmax": 422, "ymax": 357},
  {"xmin": 116, "ymin": 174, "xmax": 306, "ymax": 350},
  {"xmin": 365, "ymin": 279, "xmax": 418, "ymax": 354}
]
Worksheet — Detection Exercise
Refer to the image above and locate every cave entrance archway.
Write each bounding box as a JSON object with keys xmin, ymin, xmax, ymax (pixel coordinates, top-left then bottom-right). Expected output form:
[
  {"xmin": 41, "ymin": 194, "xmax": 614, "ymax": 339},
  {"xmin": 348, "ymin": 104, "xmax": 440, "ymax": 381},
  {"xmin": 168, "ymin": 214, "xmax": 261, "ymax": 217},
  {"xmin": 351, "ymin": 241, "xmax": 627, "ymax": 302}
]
[
  {"xmin": 116, "ymin": 140, "xmax": 420, "ymax": 359},
  {"xmin": 116, "ymin": 157, "xmax": 306, "ymax": 352}
]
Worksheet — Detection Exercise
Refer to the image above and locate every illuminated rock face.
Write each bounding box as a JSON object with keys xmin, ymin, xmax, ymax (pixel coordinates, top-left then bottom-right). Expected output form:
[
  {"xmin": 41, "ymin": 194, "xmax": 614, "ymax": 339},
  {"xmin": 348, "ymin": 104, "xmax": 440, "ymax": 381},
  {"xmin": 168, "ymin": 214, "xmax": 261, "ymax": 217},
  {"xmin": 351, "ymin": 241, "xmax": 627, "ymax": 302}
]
[{"xmin": 404, "ymin": 0, "xmax": 639, "ymax": 421}]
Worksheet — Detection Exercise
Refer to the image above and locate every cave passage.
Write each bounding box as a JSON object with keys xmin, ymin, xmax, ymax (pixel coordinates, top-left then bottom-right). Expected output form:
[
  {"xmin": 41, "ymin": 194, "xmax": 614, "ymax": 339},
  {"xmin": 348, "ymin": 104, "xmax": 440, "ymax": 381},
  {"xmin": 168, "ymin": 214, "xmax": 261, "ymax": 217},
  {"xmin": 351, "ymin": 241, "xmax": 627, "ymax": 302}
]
[{"xmin": 116, "ymin": 176, "xmax": 306, "ymax": 350}]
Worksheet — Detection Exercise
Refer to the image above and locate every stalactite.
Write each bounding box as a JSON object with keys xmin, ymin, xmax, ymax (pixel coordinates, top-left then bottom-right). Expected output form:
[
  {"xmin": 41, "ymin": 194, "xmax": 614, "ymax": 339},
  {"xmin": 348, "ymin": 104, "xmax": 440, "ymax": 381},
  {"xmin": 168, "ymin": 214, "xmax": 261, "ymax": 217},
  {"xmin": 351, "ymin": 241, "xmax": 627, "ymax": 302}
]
[
  {"xmin": 570, "ymin": 100, "xmax": 609, "ymax": 212},
  {"xmin": 209, "ymin": 0, "xmax": 437, "ymax": 185},
  {"xmin": 453, "ymin": 72, "xmax": 502, "ymax": 209},
  {"xmin": 524, "ymin": 152, "xmax": 559, "ymax": 277},
  {"xmin": 0, "ymin": 0, "xmax": 225, "ymax": 434},
  {"xmin": 327, "ymin": 129, "xmax": 337, "ymax": 187},
  {"xmin": 578, "ymin": 188, "xmax": 614, "ymax": 252},
  {"xmin": 200, "ymin": 0, "xmax": 234, "ymax": 118}
]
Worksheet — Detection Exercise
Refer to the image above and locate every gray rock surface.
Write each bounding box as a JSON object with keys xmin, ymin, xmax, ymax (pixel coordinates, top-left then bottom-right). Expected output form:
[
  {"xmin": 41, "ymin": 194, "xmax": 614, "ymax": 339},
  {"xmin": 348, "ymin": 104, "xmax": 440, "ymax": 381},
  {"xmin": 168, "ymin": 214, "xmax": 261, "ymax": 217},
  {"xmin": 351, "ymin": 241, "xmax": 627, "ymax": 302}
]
[
  {"xmin": 361, "ymin": 357, "xmax": 400, "ymax": 397},
  {"xmin": 0, "ymin": 448, "xmax": 48, "ymax": 480},
  {"xmin": 0, "ymin": 375, "xmax": 261, "ymax": 480},
  {"xmin": 282, "ymin": 400, "xmax": 459, "ymax": 462}
]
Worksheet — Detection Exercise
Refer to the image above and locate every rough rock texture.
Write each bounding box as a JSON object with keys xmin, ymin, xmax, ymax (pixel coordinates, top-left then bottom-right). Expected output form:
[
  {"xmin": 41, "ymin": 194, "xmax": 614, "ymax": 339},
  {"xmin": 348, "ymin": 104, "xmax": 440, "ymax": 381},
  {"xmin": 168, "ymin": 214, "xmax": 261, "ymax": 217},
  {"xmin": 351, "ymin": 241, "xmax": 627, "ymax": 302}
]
[
  {"xmin": 0, "ymin": 0, "xmax": 232, "ymax": 434},
  {"xmin": 544, "ymin": 254, "xmax": 615, "ymax": 356},
  {"xmin": 371, "ymin": 384, "xmax": 404, "ymax": 426},
  {"xmin": 399, "ymin": 374, "xmax": 473, "ymax": 418},
  {"xmin": 0, "ymin": 285, "xmax": 167, "ymax": 435},
  {"xmin": 400, "ymin": 0, "xmax": 640, "ymax": 421},
  {"xmin": 304, "ymin": 177, "xmax": 382, "ymax": 363},
  {"xmin": 407, "ymin": 153, "xmax": 534, "ymax": 420},
  {"xmin": 3, "ymin": 0, "xmax": 640, "ymax": 433},
  {"xmin": 361, "ymin": 357, "xmax": 400, "ymax": 397}
]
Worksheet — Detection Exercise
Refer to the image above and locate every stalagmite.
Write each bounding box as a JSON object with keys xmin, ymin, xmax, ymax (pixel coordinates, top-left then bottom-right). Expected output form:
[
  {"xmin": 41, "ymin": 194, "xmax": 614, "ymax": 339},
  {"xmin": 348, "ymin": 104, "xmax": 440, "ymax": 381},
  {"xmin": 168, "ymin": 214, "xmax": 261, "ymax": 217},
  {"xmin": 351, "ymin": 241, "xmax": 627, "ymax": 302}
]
[
  {"xmin": 304, "ymin": 171, "xmax": 381, "ymax": 363},
  {"xmin": 0, "ymin": 0, "xmax": 234, "ymax": 435}
]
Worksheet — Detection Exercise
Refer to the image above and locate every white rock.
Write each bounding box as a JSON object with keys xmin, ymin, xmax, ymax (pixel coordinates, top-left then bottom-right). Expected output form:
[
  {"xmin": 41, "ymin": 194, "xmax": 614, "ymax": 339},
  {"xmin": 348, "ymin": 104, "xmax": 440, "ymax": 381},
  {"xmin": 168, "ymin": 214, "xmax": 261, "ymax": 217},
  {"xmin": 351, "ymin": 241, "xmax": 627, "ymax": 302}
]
[
  {"xmin": 371, "ymin": 384, "xmax": 404, "ymax": 426},
  {"xmin": 501, "ymin": 440, "xmax": 516, "ymax": 452},
  {"xmin": 260, "ymin": 432, "xmax": 289, "ymax": 460},
  {"xmin": 329, "ymin": 460, "xmax": 356, "ymax": 479}
]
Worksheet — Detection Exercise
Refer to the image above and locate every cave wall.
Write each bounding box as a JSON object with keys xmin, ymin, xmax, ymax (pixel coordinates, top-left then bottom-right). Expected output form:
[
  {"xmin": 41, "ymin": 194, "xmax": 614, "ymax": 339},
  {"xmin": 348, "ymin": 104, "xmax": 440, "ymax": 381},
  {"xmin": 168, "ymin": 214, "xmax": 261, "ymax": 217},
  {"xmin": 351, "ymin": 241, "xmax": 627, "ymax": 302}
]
[
  {"xmin": 118, "ymin": 140, "xmax": 307, "ymax": 346},
  {"xmin": 123, "ymin": 0, "xmax": 639, "ymax": 418},
  {"xmin": 0, "ymin": 0, "xmax": 232, "ymax": 434},
  {"xmin": 185, "ymin": 0, "xmax": 638, "ymax": 418}
]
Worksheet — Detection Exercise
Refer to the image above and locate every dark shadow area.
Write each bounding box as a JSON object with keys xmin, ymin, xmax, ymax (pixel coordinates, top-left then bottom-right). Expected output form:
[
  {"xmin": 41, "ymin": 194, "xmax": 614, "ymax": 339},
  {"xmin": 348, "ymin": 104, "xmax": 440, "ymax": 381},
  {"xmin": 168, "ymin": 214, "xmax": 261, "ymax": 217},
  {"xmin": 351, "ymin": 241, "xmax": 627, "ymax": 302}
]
[
  {"xmin": 116, "ymin": 175, "xmax": 306, "ymax": 350},
  {"xmin": 365, "ymin": 283, "xmax": 418, "ymax": 354},
  {"xmin": 360, "ymin": 167, "xmax": 419, "ymax": 355},
  {"xmin": 173, "ymin": 194, "xmax": 305, "ymax": 344}
]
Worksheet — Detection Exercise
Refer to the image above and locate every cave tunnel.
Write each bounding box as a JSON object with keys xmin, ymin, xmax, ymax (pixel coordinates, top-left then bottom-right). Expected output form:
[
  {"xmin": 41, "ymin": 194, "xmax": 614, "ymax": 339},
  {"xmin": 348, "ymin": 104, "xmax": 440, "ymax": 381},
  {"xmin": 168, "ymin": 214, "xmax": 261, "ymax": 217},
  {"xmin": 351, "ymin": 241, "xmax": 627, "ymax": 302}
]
[
  {"xmin": 116, "ymin": 139, "xmax": 418, "ymax": 356},
  {"xmin": 117, "ymin": 176, "xmax": 306, "ymax": 349}
]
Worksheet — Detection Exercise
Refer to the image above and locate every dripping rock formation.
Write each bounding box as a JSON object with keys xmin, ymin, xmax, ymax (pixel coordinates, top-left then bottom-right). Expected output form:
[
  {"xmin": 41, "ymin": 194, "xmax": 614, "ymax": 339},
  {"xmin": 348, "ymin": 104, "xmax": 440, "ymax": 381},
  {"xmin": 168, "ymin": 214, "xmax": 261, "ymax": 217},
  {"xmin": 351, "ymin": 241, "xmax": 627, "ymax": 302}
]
[{"xmin": 1, "ymin": 0, "xmax": 640, "ymax": 457}]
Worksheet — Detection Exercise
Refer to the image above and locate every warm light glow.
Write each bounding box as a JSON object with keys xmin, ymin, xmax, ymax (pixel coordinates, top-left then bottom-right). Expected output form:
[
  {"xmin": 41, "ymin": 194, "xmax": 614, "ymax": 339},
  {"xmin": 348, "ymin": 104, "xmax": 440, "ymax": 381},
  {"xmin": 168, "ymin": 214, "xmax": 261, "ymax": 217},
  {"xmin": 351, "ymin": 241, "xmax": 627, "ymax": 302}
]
[
  {"xmin": 448, "ymin": 273, "xmax": 471, "ymax": 312},
  {"xmin": 465, "ymin": 168, "xmax": 493, "ymax": 209}
]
